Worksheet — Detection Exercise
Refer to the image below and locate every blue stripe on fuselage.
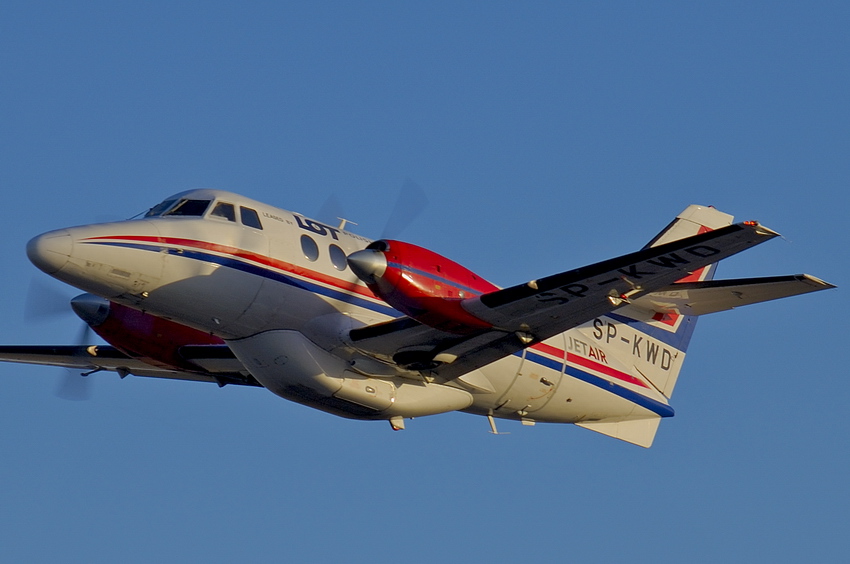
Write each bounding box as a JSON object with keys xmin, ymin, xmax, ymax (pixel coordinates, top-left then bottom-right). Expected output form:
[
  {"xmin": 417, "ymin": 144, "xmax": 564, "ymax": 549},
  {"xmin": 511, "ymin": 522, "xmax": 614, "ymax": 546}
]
[
  {"xmin": 85, "ymin": 240, "xmax": 675, "ymax": 416},
  {"xmin": 523, "ymin": 350, "xmax": 674, "ymax": 418},
  {"xmin": 82, "ymin": 241, "xmax": 399, "ymax": 316}
]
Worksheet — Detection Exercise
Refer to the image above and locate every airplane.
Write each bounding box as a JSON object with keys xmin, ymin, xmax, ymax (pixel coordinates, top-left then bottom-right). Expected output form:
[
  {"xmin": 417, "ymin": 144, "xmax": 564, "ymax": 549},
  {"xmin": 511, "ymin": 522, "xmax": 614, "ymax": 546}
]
[{"xmin": 0, "ymin": 189, "xmax": 835, "ymax": 447}]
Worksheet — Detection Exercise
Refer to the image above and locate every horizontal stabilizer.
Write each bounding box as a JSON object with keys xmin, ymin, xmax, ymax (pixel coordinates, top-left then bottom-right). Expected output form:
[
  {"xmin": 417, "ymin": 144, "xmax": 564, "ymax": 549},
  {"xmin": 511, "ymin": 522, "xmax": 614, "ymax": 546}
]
[
  {"xmin": 624, "ymin": 274, "xmax": 835, "ymax": 317},
  {"xmin": 576, "ymin": 416, "xmax": 662, "ymax": 448}
]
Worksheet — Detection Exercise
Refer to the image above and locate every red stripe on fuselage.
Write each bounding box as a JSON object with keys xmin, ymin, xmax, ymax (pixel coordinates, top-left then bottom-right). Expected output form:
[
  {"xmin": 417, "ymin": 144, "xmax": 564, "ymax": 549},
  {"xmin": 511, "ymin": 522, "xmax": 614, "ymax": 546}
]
[
  {"xmin": 83, "ymin": 235, "xmax": 383, "ymax": 302},
  {"xmin": 88, "ymin": 235, "xmax": 652, "ymax": 391},
  {"xmin": 530, "ymin": 342, "xmax": 649, "ymax": 389}
]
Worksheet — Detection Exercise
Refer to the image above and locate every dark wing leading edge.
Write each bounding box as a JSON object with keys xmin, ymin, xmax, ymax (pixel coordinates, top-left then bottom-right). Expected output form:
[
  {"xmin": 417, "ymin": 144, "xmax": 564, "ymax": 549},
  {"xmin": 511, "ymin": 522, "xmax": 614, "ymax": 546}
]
[
  {"xmin": 350, "ymin": 222, "xmax": 828, "ymax": 380},
  {"xmin": 0, "ymin": 344, "xmax": 260, "ymax": 387},
  {"xmin": 460, "ymin": 222, "xmax": 779, "ymax": 333}
]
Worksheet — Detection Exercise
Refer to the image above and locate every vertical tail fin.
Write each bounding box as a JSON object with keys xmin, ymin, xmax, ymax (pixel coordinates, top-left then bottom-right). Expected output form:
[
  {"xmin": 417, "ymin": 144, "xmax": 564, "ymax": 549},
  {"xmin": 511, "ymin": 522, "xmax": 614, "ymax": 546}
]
[
  {"xmin": 642, "ymin": 205, "xmax": 734, "ymax": 249},
  {"xmin": 611, "ymin": 205, "xmax": 734, "ymax": 397},
  {"xmin": 573, "ymin": 206, "xmax": 738, "ymax": 447},
  {"xmin": 577, "ymin": 206, "xmax": 736, "ymax": 447}
]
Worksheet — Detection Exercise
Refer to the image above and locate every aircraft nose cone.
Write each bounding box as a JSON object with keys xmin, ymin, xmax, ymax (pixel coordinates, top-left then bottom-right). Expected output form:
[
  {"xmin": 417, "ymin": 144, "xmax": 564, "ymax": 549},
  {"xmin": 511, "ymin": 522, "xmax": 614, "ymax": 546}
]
[
  {"xmin": 27, "ymin": 229, "xmax": 72, "ymax": 274},
  {"xmin": 347, "ymin": 249, "xmax": 387, "ymax": 284},
  {"xmin": 70, "ymin": 293, "xmax": 110, "ymax": 327}
]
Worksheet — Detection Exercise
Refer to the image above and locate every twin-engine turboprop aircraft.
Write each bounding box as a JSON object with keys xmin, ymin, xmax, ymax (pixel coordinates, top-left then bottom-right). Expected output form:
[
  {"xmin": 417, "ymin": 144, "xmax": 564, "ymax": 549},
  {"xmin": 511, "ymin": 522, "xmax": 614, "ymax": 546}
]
[{"xmin": 0, "ymin": 190, "xmax": 834, "ymax": 446}]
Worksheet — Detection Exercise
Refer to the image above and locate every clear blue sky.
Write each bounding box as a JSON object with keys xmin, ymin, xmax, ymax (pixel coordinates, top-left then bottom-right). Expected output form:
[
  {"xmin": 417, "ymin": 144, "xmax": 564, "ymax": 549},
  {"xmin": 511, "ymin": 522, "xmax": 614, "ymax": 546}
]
[{"xmin": 1, "ymin": 2, "xmax": 847, "ymax": 562}]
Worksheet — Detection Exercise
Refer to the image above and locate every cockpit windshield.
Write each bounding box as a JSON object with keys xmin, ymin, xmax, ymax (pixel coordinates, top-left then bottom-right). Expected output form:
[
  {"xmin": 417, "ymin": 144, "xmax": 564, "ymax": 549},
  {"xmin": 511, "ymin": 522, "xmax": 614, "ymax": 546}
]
[
  {"xmin": 142, "ymin": 196, "xmax": 250, "ymax": 224},
  {"xmin": 162, "ymin": 199, "xmax": 212, "ymax": 217},
  {"xmin": 144, "ymin": 199, "xmax": 178, "ymax": 217}
]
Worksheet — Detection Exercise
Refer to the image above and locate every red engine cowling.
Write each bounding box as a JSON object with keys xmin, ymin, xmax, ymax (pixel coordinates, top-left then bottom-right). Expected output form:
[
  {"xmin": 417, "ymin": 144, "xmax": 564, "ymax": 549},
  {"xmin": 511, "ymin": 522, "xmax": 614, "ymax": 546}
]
[
  {"xmin": 347, "ymin": 240, "xmax": 498, "ymax": 334},
  {"xmin": 71, "ymin": 294, "xmax": 223, "ymax": 372}
]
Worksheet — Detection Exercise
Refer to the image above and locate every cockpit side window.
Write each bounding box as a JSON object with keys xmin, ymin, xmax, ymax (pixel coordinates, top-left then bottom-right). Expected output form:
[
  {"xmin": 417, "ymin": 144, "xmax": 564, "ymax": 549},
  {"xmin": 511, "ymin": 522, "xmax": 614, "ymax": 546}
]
[
  {"xmin": 210, "ymin": 202, "xmax": 237, "ymax": 222},
  {"xmin": 144, "ymin": 199, "xmax": 178, "ymax": 217},
  {"xmin": 164, "ymin": 199, "xmax": 212, "ymax": 217},
  {"xmin": 240, "ymin": 207, "xmax": 263, "ymax": 230}
]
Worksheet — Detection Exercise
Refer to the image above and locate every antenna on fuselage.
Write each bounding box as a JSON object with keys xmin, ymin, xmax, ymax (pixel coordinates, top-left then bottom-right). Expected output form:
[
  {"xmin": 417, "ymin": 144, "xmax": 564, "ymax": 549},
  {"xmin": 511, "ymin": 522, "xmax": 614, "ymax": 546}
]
[
  {"xmin": 487, "ymin": 414, "xmax": 510, "ymax": 435},
  {"xmin": 337, "ymin": 217, "xmax": 358, "ymax": 231}
]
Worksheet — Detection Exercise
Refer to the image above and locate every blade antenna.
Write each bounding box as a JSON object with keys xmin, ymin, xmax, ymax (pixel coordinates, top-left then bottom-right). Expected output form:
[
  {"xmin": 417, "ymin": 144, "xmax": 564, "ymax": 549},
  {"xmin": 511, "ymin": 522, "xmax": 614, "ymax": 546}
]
[{"xmin": 487, "ymin": 414, "xmax": 510, "ymax": 435}]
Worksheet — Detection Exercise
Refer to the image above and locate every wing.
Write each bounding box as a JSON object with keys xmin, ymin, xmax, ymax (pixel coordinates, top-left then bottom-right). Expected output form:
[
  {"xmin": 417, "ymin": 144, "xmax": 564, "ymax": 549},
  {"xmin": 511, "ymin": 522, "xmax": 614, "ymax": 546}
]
[
  {"xmin": 350, "ymin": 222, "xmax": 827, "ymax": 380},
  {"xmin": 460, "ymin": 222, "xmax": 778, "ymax": 333},
  {"xmin": 0, "ymin": 344, "xmax": 260, "ymax": 387}
]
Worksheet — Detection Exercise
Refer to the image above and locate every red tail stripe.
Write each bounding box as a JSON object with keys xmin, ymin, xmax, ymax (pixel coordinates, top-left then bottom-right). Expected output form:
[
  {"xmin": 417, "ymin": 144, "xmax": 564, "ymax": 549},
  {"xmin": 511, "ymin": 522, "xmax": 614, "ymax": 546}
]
[{"xmin": 530, "ymin": 343, "xmax": 649, "ymax": 389}]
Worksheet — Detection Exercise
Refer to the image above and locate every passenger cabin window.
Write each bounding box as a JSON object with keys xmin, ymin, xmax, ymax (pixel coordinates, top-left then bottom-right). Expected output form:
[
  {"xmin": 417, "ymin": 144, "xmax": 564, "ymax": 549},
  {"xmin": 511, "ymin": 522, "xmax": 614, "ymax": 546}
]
[
  {"xmin": 211, "ymin": 202, "xmax": 236, "ymax": 222},
  {"xmin": 329, "ymin": 244, "xmax": 347, "ymax": 271},
  {"xmin": 301, "ymin": 235, "xmax": 319, "ymax": 261},
  {"xmin": 241, "ymin": 207, "xmax": 263, "ymax": 230},
  {"xmin": 145, "ymin": 199, "xmax": 177, "ymax": 217},
  {"xmin": 164, "ymin": 199, "xmax": 211, "ymax": 217}
]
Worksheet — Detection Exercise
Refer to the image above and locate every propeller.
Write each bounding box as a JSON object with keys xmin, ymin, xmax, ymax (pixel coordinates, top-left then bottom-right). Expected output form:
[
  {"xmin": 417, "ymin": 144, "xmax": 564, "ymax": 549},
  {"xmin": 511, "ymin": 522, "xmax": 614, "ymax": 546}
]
[
  {"xmin": 315, "ymin": 194, "xmax": 347, "ymax": 228},
  {"xmin": 55, "ymin": 322, "xmax": 95, "ymax": 401},
  {"xmin": 24, "ymin": 278, "xmax": 75, "ymax": 322},
  {"xmin": 314, "ymin": 178, "xmax": 430, "ymax": 239},
  {"xmin": 380, "ymin": 178, "xmax": 429, "ymax": 240},
  {"xmin": 24, "ymin": 279, "xmax": 100, "ymax": 401}
]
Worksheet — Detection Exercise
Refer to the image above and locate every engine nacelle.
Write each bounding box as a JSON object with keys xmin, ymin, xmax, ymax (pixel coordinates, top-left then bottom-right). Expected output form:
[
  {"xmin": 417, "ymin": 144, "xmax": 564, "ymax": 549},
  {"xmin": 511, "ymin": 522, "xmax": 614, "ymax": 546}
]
[
  {"xmin": 347, "ymin": 240, "xmax": 498, "ymax": 334},
  {"xmin": 71, "ymin": 293, "xmax": 223, "ymax": 372}
]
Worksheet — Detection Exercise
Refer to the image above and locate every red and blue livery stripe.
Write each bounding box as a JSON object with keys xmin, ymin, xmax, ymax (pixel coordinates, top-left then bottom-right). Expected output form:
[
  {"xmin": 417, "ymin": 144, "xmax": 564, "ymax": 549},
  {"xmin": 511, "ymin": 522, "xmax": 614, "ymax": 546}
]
[{"xmin": 82, "ymin": 235, "xmax": 673, "ymax": 417}]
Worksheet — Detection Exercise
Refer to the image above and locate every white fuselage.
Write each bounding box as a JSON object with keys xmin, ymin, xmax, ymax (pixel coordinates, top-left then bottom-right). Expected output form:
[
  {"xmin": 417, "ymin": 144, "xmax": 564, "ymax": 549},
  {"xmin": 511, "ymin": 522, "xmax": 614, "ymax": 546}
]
[{"xmin": 27, "ymin": 189, "xmax": 674, "ymax": 424}]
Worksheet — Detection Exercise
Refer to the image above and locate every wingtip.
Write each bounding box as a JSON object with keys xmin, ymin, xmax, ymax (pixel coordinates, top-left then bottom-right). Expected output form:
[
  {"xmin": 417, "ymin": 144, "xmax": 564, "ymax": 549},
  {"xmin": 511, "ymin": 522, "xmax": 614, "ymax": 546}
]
[
  {"xmin": 742, "ymin": 221, "xmax": 782, "ymax": 238},
  {"xmin": 798, "ymin": 274, "xmax": 837, "ymax": 289}
]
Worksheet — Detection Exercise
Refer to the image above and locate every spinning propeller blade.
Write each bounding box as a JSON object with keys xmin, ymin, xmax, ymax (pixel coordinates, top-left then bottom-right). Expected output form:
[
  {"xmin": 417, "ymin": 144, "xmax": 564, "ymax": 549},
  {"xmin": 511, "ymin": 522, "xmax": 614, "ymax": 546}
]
[
  {"xmin": 313, "ymin": 178, "xmax": 430, "ymax": 239},
  {"xmin": 315, "ymin": 194, "xmax": 347, "ymax": 228},
  {"xmin": 25, "ymin": 280, "xmax": 100, "ymax": 401},
  {"xmin": 25, "ymin": 279, "xmax": 74, "ymax": 322},
  {"xmin": 381, "ymin": 178, "xmax": 429, "ymax": 240},
  {"xmin": 55, "ymin": 323, "xmax": 95, "ymax": 401}
]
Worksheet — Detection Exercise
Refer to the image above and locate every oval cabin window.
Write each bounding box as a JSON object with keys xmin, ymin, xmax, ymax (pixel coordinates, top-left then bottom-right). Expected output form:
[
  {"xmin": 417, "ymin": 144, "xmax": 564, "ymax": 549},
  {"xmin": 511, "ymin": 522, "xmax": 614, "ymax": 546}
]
[
  {"xmin": 329, "ymin": 244, "xmax": 347, "ymax": 271},
  {"xmin": 301, "ymin": 235, "xmax": 319, "ymax": 261}
]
